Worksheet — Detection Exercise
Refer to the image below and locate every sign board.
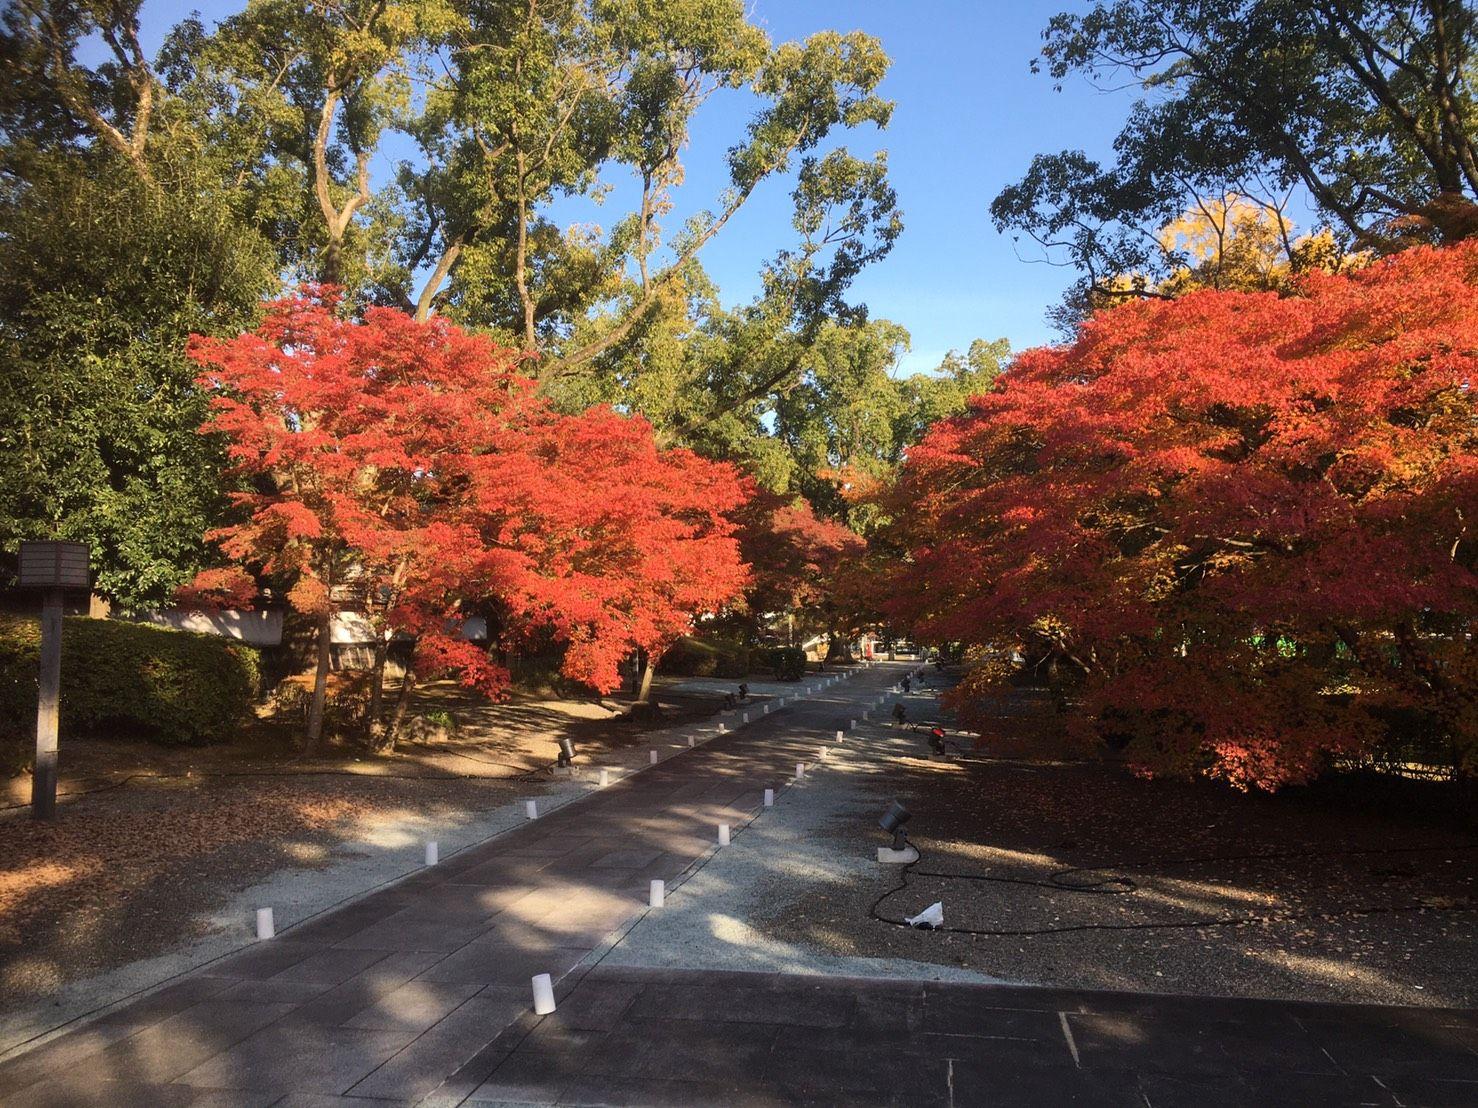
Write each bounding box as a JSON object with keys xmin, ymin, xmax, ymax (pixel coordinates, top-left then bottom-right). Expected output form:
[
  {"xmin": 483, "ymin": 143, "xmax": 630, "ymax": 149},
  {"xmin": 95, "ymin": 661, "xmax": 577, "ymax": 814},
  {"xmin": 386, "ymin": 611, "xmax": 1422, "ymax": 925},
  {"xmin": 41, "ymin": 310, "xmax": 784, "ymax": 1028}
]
[{"xmin": 17, "ymin": 541, "xmax": 91, "ymax": 590}]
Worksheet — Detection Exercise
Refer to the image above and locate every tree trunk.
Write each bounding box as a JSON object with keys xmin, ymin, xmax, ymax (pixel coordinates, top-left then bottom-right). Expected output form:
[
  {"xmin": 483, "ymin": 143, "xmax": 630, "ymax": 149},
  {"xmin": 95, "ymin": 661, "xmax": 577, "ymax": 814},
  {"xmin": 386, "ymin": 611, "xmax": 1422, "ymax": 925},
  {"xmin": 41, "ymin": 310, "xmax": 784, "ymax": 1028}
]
[
  {"xmin": 303, "ymin": 611, "xmax": 332, "ymax": 756},
  {"xmin": 1047, "ymin": 653, "xmax": 1068, "ymax": 715},
  {"xmin": 386, "ymin": 668, "xmax": 419, "ymax": 751},
  {"xmin": 825, "ymin": 633, "xmax": 852, "ymax": 664},
  {"xmin": 635, "ymin": 650, "xmax": 656, "ymax": 704},
  {"xmin": 366, "ymin": 633, "xmax": 390, "ymax": 745}
]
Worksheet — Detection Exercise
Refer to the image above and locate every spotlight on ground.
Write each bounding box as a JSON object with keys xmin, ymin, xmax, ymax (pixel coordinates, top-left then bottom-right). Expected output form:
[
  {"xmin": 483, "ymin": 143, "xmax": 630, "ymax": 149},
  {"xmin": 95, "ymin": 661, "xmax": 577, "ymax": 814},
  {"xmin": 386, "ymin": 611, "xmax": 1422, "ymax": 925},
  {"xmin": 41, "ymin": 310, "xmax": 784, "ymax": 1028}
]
[
  {"xmin": 557, "ymin": 737, "xmax": 576, "ymax": 768},
  {"xmin": 879, "ymin": 800, "xmax": 911, "ymax": 852},
  {"xmin": 876, "ymin": 800, "xmax": 919, "ymax": 863}
]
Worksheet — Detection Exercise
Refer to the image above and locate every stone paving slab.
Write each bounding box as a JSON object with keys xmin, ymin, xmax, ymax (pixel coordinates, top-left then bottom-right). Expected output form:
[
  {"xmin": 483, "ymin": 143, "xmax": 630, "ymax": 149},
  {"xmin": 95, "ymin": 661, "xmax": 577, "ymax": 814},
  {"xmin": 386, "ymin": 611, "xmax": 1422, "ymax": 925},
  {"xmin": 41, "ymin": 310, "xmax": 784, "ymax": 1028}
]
[
  {"xmin": 470, "ymin": 964, "xmax": 1476, "ymax": 1107},
  {"xmin": 2, "ymin": 662, "xmax": 1473, "ymax": 1106}
]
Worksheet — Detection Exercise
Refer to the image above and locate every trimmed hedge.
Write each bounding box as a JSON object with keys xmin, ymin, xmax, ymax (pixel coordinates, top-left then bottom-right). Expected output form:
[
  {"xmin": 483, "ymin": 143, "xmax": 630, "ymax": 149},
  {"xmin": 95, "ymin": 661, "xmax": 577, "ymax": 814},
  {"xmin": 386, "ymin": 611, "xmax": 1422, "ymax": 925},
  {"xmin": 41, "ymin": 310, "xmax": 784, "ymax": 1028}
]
[
  {"xmin": 754, "ymin": 645, "xmax": 807, "ymax": 681},
  {"xmin": 0, "ymin": 615, "xmax": 261, "ymax": 750},
  {"xmin": 662, "ymin": 636, "xmax": 749, "ymax": 678}
]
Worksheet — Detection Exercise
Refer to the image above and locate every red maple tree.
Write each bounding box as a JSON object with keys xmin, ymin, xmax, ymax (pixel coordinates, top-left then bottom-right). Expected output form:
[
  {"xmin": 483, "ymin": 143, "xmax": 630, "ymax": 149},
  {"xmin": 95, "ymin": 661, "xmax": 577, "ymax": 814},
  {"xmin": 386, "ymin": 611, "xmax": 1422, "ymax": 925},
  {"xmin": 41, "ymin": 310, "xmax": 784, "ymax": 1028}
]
[
  {"xmin": 889, "ymin": 243, "xmax": 1478, "ymax": 789},
  {"xmin": 472, "ymin": 404, "xmax": 750, "ymax": 699},
  {"xmin": 734, "ymin": 489, "xmax": 865, "ymax": 650},
  {"xmin": 184, "ymin": 292, "xmax": 748, "ymax": 746}
]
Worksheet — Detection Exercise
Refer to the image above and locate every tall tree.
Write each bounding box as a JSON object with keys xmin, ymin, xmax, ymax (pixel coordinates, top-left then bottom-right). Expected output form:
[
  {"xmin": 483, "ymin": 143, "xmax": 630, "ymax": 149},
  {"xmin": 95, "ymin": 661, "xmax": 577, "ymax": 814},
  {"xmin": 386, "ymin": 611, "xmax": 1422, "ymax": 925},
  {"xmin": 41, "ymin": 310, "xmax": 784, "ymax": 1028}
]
[
  {"xmin": 0, "ymin": 162, "xmax": 274, "ymax": 608},
  {"xmin": 993, "ymin": 1, "xmax": 1478, "ymax": 315},
  {"xmin": 161, "ymin": 0, "xmax": 897, "ymax": 373},
  {"xmin": 186, "ymin": 292, "xmax": 747, "ymax": 747},
  {"xmin": 0, "ymin": 2, "xmax": 280, "ymax": 606},
  {"xmin": 888, "ymin": 242, "xmax": 1478, "ymax": 790}
]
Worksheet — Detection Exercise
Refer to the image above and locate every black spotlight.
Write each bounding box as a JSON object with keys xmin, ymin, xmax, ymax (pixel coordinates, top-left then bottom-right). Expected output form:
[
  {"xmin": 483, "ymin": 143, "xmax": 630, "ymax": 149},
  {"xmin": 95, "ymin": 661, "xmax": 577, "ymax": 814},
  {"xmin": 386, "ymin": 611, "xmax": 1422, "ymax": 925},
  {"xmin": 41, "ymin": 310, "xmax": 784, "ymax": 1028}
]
[
  {"xmin": 557, "ymin": 737, "xmax": 576, "ymax": 768},
  {"xmin": 879, "ymin": 800, "xmax": 912, "ymax": 851}
]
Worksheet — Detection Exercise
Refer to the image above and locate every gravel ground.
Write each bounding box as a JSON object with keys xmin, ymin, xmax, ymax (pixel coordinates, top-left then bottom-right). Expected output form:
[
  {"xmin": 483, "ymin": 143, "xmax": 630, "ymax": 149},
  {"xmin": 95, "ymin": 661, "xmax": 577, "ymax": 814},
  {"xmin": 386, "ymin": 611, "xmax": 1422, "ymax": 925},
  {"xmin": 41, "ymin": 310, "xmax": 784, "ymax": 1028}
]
[{"xmin": 603, "ymin": 669, "xmax": 1478, "ymax": 1008}]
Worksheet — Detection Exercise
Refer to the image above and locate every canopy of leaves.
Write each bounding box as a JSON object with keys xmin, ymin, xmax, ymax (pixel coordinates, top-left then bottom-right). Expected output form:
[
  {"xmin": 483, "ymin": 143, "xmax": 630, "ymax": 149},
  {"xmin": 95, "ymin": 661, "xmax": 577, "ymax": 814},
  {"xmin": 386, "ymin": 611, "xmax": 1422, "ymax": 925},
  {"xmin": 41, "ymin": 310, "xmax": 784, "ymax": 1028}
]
[
  {"xmin": 186, "ymin": 293, "xmax": 747, "ymax": 695},
  {"xmin": 732, "ymin": 488, "xmax": 864, "ymax": 642},
  {"xmin": 2, "ymin": 0, "xmax": 901, "ymax": 613},
  {"xmin": 993, "ymin": 1, "xmax": 1478, "ymax": 319},
  {"xmin": 0, "ymin": 157, "xmax": 275, "ymax": 608},
  {"xmin": 888, "ymin": 242, "xmax": 1478, "ymax": 790}
]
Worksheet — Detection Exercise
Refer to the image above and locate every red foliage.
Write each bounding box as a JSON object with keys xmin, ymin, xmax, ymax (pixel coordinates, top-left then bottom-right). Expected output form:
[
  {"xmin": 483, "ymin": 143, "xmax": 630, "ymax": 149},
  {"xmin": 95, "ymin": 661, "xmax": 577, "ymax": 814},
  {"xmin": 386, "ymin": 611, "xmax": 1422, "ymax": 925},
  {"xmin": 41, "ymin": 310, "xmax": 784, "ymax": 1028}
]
[
  {"xmin": 183, "ymin": 292, "xmax": 747, "ymax": 695},
  {"xmin": 890, "ymin": 243, "xmax": 1478, "ymax": 789},
  {"xmin": 475, "ymin": 405, "xmax": 750, "ymax": 691},
  {"xmin": 736, "ymin": 488, "xmax": 865, "ymax": 625}
]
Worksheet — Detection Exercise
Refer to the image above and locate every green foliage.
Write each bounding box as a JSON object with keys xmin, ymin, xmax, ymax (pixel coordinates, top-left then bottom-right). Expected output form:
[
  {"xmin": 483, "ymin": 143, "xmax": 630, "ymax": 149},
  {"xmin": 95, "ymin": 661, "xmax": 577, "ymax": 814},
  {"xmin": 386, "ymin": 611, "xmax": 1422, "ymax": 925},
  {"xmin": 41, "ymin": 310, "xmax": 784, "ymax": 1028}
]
[
  {"xmin": 0, "ymin": 157, "xmax": 275, "ymax": 609},
  {"xmin": 662, "ymin": 635, "xmax": 748, "ymax": 678},
  {"xmin": 0, "ymin": 615, "xmax": 261, "ymax": 753},
  {"xmin": 754, "ymin": 645, "xmax": 806, "ymax": 681},
  {"xmin": 772, "ymin": 326, "xmax": 1008, "ymax": 528},
  {"xmin": 994, "ymin": 1, "xmax": 1478, "ymax": 323}
]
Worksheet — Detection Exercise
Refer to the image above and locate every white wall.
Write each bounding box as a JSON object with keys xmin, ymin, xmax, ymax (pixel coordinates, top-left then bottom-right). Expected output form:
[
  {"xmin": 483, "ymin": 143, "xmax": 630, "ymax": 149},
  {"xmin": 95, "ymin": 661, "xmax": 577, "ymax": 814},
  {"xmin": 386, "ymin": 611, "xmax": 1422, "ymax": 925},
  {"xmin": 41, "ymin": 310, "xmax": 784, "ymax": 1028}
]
[
  {"xmin": 137, "ymin": 608, "xmax": 284, "ymax": 646},
  {"xmin": 137, "ymin": 609, "xmax": 486, "ymax": 648}
]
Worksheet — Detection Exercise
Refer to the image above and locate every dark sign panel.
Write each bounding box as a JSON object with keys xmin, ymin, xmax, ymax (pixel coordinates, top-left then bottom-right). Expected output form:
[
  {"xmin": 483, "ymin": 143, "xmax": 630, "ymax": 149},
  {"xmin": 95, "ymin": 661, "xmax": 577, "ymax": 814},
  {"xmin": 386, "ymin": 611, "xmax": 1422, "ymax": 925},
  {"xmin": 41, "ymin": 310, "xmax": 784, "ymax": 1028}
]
[{"xmin": 17, "ymin": 541, "xmax": 91, "ymax": 590}]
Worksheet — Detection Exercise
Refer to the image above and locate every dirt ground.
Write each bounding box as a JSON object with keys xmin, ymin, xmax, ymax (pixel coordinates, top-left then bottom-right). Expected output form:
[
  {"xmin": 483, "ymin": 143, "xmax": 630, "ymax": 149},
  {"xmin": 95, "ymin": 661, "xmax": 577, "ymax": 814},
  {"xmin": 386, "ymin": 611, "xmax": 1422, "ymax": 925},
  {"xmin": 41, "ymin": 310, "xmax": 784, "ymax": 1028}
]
[
  {"xmin": 761, "ymin": 677, "xmax": 1478, "ymax": 1008},
  {"xmin": 0, "ymin": 677, "xmax": 723, "ymax": 1010}
]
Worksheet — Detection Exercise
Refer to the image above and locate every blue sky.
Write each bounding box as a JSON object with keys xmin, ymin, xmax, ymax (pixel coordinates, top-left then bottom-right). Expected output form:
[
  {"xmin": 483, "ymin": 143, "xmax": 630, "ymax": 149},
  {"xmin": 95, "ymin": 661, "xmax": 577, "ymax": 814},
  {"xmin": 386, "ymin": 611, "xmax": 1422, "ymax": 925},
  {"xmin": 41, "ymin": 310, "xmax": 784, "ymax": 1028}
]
[
  {"xmin": 636, "ymin": 0, "xmax": 1137, "ymax": 371},
  {"xmin": 128, "ymin": 1, "xmax": 1139, "ymax": 370}
]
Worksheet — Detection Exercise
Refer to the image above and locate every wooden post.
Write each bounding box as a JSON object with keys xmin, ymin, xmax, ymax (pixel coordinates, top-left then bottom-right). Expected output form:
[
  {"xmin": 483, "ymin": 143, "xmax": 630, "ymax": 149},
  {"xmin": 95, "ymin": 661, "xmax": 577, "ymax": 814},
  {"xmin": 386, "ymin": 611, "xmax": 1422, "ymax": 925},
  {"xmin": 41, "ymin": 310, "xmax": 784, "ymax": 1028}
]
[{"xmin": 33, "ymin": 588, "xmax": 62, "ymax": 820}]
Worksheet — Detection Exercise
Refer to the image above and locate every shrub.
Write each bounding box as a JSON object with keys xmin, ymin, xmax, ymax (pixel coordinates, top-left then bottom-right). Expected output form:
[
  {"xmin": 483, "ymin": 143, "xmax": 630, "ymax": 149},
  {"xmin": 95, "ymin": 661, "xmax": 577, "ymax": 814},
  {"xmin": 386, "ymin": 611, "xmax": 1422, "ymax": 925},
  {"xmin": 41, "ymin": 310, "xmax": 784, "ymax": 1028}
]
[
  {"xmin": 0, "ymin": 615, "xmax": 261, "ymax": 751},
  {"xmin": 772, "ymin": 647, "xmax": 807, "ymax": 682},
  {"xmin": 662, "ymin": 636, "xmax": 748, "ymax": 678},
  {"xmin": 752, "ymin": 645, "xmax": 807, "ymax": 681},
  {"xmin": 270, "ymin": 670, "xmax": 371, "ymax": 739}
]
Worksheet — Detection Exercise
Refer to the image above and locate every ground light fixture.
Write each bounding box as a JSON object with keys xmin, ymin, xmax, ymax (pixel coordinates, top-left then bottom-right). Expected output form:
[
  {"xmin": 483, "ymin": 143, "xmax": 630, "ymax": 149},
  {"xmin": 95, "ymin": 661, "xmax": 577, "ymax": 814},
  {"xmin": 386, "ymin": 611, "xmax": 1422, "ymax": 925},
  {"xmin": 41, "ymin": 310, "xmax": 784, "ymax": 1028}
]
[
  {"xmin": 876, "ymin": 800, "xmax": 920, "ymax": 864},
  {"xmin": 879, "ymin": 800, "xmax": 911, "ymax": 851},
  {"xmin": 557, "ymin": 737, "xmax": 576, "ymax": 768}
]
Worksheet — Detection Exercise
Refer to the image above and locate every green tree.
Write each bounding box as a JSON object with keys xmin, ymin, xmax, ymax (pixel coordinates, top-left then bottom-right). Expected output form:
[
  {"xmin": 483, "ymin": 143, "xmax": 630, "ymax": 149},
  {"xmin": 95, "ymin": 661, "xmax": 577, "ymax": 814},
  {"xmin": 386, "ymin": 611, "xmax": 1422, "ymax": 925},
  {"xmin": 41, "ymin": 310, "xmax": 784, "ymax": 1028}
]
[
  {"xmin": 1, "ymin": 2, "xmax": 279, "ymax": 607},
  {"xmin": 0, "ymin": 161, "xmax": 275, "ymax": 608},
  {"xmin": 993, "ymin": 1, "xmax": 1478, "ymax": 318}
]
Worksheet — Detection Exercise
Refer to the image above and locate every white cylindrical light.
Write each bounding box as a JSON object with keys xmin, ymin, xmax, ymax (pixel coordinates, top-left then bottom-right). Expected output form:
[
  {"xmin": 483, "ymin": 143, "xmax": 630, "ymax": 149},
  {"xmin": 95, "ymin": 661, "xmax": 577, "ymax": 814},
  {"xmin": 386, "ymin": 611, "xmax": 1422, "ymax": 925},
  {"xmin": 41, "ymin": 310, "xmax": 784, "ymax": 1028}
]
[
  {"xmin": 718, "ymin": 823, "xmax": 730, "ymax": 846},
  {"xmin": 836, "ymin": 730, "xmax": 844, "ymax": 741},
  {"xmin": 763, "ymin": 788, "xmax": 774, "ymax": 807},
  {"xmin": 598, "ymin": 768, "xmax": 610, "ymax": 787},
  {"xmin": 649, "ymin": 749, "xmax": 659, "ymax": 765},
  {"xmin": 425, "ymin": 841, "xmax": 439, "ymax": 866},
  {"xmin": 255, "ymin": 907, "xmax": 275, "ymax": 941},
  {"xmin": 688, "ymin": 735, "xmax": 696, "ymax": 747},
  {"xmin": 649, "ymin": 879, "xmax": 665, "ymax": 908},
  {"xmin": 718, "ymin": 723, "xmax": 727, "ymax": 734},
  {"xmin": 741, "ymin": 712, "xmax": 748, "ymax": 724},
  {"xmin": 525, "ymin": 800, "xmax": 539, "ymax": 820},
  {"xmin": 531, "ymin": 973, "xmax": 557, "ymax": 1015},
  {"xmin": 850, "ymin": 719, "xmax": 857, "ymax": 729},
  {"xmin": 796, "ymin": 762, "xmax": 806, "ymax": 778}
]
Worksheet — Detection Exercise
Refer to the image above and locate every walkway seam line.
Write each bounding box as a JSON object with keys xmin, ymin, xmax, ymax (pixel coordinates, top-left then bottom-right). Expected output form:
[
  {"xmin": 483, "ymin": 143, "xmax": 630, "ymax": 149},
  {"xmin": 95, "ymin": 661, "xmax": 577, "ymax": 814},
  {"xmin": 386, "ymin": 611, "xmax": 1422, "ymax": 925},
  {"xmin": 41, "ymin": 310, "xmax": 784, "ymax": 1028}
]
[{"xmin": 1058, "ymin": 1010, "xmax": 1081, "ymax": 1068}]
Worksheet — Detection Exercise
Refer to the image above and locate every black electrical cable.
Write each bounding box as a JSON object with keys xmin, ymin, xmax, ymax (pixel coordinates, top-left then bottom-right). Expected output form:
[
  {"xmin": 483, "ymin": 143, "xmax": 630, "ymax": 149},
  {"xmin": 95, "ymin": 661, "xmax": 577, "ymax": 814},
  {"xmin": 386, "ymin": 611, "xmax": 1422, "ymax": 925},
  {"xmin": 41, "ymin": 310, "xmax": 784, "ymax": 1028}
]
[{"xmin": 870, "ymin": 840, "xmax": 1478, "ymax": 936}]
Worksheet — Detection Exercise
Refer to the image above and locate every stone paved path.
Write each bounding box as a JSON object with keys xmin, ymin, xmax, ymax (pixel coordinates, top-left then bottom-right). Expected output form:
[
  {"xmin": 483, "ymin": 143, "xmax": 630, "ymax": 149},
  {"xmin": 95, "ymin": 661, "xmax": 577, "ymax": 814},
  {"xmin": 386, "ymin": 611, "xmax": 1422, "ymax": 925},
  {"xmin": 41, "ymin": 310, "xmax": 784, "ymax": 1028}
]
[{"xmin": 1, "ymin": 662, "xmax": 1474, "ymax": 1107}]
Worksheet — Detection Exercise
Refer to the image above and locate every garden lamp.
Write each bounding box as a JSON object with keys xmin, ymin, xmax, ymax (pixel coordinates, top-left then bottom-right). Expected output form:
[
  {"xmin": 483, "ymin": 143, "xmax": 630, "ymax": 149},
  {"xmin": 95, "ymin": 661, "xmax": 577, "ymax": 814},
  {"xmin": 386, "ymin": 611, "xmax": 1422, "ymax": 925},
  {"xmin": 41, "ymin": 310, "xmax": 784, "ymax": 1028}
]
[
  {"xmin": 557, "ymin": 737, "xmax": 576, "ymax": 768},
  {"xmin": 879, "ymin": 800, "xmax": 912, "ymax": 852}
]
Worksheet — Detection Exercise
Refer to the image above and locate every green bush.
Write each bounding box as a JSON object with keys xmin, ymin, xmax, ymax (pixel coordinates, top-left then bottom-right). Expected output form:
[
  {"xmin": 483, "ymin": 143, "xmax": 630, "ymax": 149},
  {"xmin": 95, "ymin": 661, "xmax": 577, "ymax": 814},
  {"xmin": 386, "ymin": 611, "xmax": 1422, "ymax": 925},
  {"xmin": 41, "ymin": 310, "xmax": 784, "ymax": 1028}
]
[
  {"xmin": 0, "ymin": 615, "xmax": 261, "ymax": 751},
  {"xmin": 752, "ymin": 645, "xmax": 807, "ymax": 681},
  {"xmin": 772, "ymin": 647, "xmax": 807, "ymax": 682},
  {"xmin": 662, "ymin": 636, "xmax": 749, "ymax": 678}
]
